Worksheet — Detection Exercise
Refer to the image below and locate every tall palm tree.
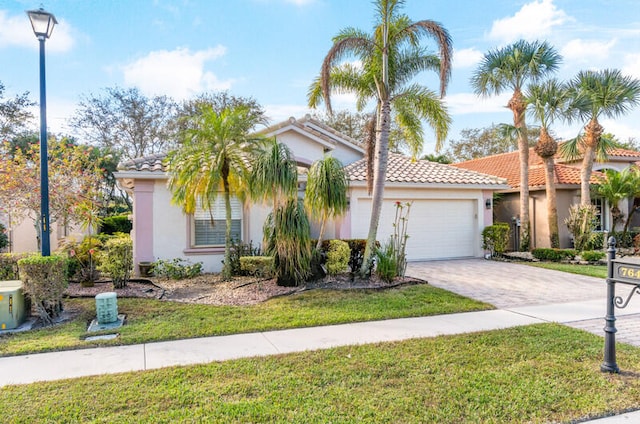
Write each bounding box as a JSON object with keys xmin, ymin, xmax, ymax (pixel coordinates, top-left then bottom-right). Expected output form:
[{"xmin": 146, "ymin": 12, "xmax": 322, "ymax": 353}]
[
  {"xmin": 166, "ymin": 105, "xmax": 264, "ymax": 279},
  {"xmin": 304, "ymin": 155, "xmax": 349, "ymax": 249},
  {"xmin": 526, "ymin": 78, "xmax": 569, "ymax": 248},
  {"xmin": 471, "ymin": 40, "xmax": 561, "ymax": 251},
  {"xmin": 561, "ymin": 69, "xmax": 640, "ymax": 206},
  {"xmin": 308, "ymin": 0, "xmax": 452, "ymax": 274},
  {"xmin": 595, "ymin": 168, "xmax": 637, "ymax": 235}
]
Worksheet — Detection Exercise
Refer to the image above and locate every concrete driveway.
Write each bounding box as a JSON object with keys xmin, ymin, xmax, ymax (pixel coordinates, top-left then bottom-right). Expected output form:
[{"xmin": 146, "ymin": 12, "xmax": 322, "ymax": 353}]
[{"xmin": 406, "ymin": 258, "xmax": 640, "ymax": 346}]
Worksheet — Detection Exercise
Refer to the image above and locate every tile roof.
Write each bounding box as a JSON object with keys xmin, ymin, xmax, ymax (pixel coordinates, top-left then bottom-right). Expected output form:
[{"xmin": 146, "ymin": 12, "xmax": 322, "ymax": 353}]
[
  {"xmin": 118, "ymin": 153, "xmax": 167, "ymax": 173},
  {"xmin": 258, "ymin": 115, "xmax": 364, "ymax": 151},
  {"xmin": 344, "ymin": 153, "xmax": 507, "ymax": 186},
  {"xmin": 453, "ymin": 147, "xmax": 603, "ymax": 188}
]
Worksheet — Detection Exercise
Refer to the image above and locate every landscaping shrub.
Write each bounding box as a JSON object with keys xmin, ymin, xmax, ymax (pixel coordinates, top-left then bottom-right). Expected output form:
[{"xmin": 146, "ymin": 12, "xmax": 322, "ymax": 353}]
[
  {"xmin": 0, "ymin": 253, "xmax": 24, "ymax": 280},
  {"xmin": 98, "ymin": 236, "xmax": 133, "ymax": 288},
  {"xmin": 343, "ymin": 239, "xmax": 378, "ymax": 277},
  {"xmin": 482, "ymin": 223, "xmax": 510, "ymax": 257},
  {"xmin": 580, "ymin": 250, "xmax": 606, "ymax": 262},
  {"xmin": 375, "ymin": 241, "xmax": 397, "ymax": 283},
  {"xmin": 227, "ymin": 240, "xmax": 261, "ymax": 276},
  {"xmin": 99, "ymin": 214, "xmax": 132, "ymax": 235},
  {"xmin": 565, "ymin": 204, "xmax": 598, "ymax": 252},
  {"xmin": 325, "ymin": 240, "xmax": 351, "ymax": 275},
  {"xmin": 18, "ymin": 255, "xmax": 68, "ymax": 325},
  {"xmin": 59, "ymin": 235, "xmax": 104, "ymax": 285},
  {"xmin": 153, "ymin": 258, "xmax": 203, "ymax": 280},
  {"xmin": 239, "ymin": 256, "xmax": 275, "ymax": 278},
  {"xmin": 531, "ymin": 248, "xmax": 577, "ymax": 262},
  {"xmin": 585, "ymin": 231, "xmax": 606, "ymax": 251}
]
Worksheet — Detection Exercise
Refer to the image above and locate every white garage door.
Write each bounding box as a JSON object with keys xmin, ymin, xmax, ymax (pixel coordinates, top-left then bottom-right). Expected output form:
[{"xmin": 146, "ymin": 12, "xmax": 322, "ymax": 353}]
[{"xmin": 354, "ymin": 199, "xmax": 477, "ymax": 260}]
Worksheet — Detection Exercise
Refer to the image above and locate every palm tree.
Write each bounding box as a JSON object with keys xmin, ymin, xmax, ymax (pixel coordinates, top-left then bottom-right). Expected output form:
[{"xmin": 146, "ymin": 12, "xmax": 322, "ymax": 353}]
[
  {"xmin": 526, "ymin": 78, "xmax": 569, "ymax": 248},
  {"xmin": 308, "ymin": 0, "xmax": 452, "ymax": 274},
  {"xmin": 166, "ymin": 105, "xmax": 264, "ymax": 279},
  {"xmin": 471, "ymin": 40, "xmax": 561, "ymax": 251},
  {"xmin": 595, "ymin": 168, "xmax": 638, "ymax": 236},
  {"xmin": 304, "ymin": 155, "xmax": 349, "ymax": 249},
  {"xmin": 561, "ymin": 69, "xmax": 640, "ymax": 206},
  {"xmin": 250, "ymin": 139, "xmax": 311, "ymax": 286}
]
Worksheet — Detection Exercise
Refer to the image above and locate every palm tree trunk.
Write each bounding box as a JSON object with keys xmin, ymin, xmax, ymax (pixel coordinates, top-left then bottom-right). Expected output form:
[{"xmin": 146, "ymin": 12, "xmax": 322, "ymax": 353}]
[
  {"xmin": 222, "ymin": 170, "xmax": 232, "ymax": 280},
  {"xmin": 360, "ymin": 98, "xmax": 391, "ymax": 276},
  {"xmin": 544, "ymin": 157, "xmax": 559, "ymax": 248},
  {"xmin": 316, "ymin": 213, "xmax": 327, "ymax": 250},
  {"xmin": 510, "ymin": 89, "xmax": 530, "ymax": 250},
  {"xmin": 580, "ymin": 119, "xmax": 603, "ymax": 206}
]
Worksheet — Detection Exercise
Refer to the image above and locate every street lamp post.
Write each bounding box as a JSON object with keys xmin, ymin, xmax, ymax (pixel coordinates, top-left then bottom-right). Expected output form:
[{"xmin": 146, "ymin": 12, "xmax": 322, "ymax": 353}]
[{"xmin": 27, "ymin": 8, "xmax": 57, "ymax": 256}]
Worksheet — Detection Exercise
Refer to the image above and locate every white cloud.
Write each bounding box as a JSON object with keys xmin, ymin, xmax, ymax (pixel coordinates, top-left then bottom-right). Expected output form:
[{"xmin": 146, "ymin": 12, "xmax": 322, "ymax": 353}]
[
  {"xmin": 265, "ymin": 104, "xmax": 314, "ymax": 123},
  {"xmin": 444, "ymin": 92, "xmax": 511, "ymax": 115},
  {"xmin": 561, "ymin": 39, "xmax": 616, "ymax": 63},
  {"xmin": 453, "ymin": 48, "xmax": 483, "ymax": 69},
  {"xmin": 600, "ymin": 117, "xmax": 640, "ymax": 142},
  {"xmin": 488, "ymin": 0, "xmax": 570, "ymax": 43},
  {"xmin": 623, "ymin": 53, "xmax": 640, "ymax": 79},
  {"xmin": 122, "ymin": 46, "xmax": 233, "ymax": 100},
  {"xmin": 0, "ymin": 10, "xmax": 74, "ymax": 53}
]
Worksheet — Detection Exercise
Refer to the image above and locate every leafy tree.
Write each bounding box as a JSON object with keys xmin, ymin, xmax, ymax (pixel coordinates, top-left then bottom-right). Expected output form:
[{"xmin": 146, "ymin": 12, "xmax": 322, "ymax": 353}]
[
  {"xmin": 471, "ymin": 40, "xmax": 561, "ymax": 251},
  {"xmin": 561, "ymin": 69, "xmax": 640, "ymax": 205},
  {"xmin": 304, "ymin": 155, "xmax": 349, "ymax": 248},
  {"xmin": 526, "ymin": 78, "xmax": 570, "ymax": 248},
  {"xmin": 70, "ymin": 87, "xmax": 178, "ymax": 160},
  {"xmin": 444, "ymin": 125, "xmax": 538, "ymax": 163},
  {"xmin": 0, "ymin": 222, "xmax": 8, "ymax": 251},
  {"xmin": 0, "ymin": 138, "xmax": 103, "ymax": 248},
  {"xmin": 177, "ymin": 92, "xmax": 267, "ymax": 133},
  {"xmin": 0, "ymin": 82, "xmax": 34, "ymax": 141},
  {"xmin": 311, "ymin": 110, "xmax": 372, "ymax": 143},
  {"xmin": 166, "ymin": 105, "xmax": 265, "ymax": 280},
  {"xmin": 309, "ymin": 0, "xmax": 452, "ymax": 275}
]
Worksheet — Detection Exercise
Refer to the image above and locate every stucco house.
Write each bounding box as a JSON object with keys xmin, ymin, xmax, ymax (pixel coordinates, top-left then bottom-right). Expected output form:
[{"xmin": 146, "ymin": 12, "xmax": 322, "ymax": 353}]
[
  {"xmin": 0, "ymin": 212, "xmax": 85, "ymax": 254},
  {"xmin": 454, "ymin": 147, "xmax": 640, "ymax": 249},
  {"xmin": 114, "ymin": 115, "xmax": 508, "ymax": 274}
]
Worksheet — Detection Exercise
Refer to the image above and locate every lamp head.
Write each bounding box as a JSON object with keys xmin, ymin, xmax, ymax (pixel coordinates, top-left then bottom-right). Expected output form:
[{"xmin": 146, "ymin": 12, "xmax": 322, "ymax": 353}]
[{"xmin": 27, "ymin": 8, "xmax": 57, "ymax": 40}]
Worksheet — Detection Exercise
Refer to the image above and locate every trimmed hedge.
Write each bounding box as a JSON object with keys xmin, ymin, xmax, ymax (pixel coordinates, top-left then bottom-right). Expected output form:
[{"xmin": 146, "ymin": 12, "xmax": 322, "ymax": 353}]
[
  {"xmin": 18, "ymin": 255, "xmax": 68, "ymax": 324},
  {"xmin": 99, "ymin": 214, "xmax": 132, "ymax": 235},
  {"xmin": 580, "ymin": 250, "xmax": 606, "ymax": 262},
  {"xmin": 240, "ymin": 256, "xmax": 275, "ymax": 278},
  {"xmin": 532, "ymin": 248, "xmax": 577, "ymax": 262},
  {"xmin": 482, "ymin": 223, "xmax": 510, "ymax": 256},
  {"xmin": 326, "ymin": 240, "xmax": 351, "ymax": 275}
]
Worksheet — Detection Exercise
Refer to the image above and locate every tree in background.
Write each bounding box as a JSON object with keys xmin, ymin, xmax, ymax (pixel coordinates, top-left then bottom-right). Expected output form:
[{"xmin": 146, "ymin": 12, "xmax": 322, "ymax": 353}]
[
  {"xmin": 421, "ymin": 153, "xmax": 451, "ymax": 164},
  {"xmin": 167, "ymin": 106, "xmax": 265, "ymax": 280},
  {"xmin": 0, "ymin": 81, "xmax": 34, "ymax": 141},
  {"xmin": 176, "ymin": 92, "xmax": 266, "ymax": 132},
  {"xmin": 0, "ymin": 138, "xmax": 103, "ymax": 249},
  {"xmin": 304, "ymin": 155, "xmax": 349, "ymax": 249},
  {"xmin": 561, "ymin": 69, "xmax": 640, "ymax": 205},
  {"xmin": 309, "ymin": 0, "xmax": 452, "ymax": 275},
  {"xmin": 471, "ymin": 39, "xmax": 561, "ymax": 251},
  {"xmin": 70, "ymin": 87, "xmax": 178, "ymax": 161},
  {"xmin": 444, "ymin": 125, "xmax": 539, "ymax": 163}
]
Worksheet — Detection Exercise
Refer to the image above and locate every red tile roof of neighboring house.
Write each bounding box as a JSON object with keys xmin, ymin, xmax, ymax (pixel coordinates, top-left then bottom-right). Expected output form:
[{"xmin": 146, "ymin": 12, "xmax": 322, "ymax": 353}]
[{"xmin": 453, "ymin": 148, "xmax": 602, "ymax": 189}]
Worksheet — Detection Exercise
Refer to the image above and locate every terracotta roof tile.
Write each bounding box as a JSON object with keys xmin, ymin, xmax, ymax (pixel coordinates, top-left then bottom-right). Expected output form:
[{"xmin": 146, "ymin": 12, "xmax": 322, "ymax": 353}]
[
  {"xmin": 453, "ymin": 148, "xmax": 603, "ymax": 188},
  {"xmin": 118, "ymin": 153, "xmax": 167, "ymax": 173},
  {"xmin": 344, "ymin": 153, "xmax": 507, "ymax": 186}
]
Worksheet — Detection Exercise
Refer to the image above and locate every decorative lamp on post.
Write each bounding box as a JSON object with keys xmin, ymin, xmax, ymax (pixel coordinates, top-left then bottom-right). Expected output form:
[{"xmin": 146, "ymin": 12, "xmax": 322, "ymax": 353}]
[{"xmin": 27, "ymin": 8, "xmax": 57, "ymax": 256}]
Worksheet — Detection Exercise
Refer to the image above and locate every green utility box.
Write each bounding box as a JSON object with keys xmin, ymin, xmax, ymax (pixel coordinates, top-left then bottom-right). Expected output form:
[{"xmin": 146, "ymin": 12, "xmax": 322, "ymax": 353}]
[
  {"xmin": 95, "ymin": 292, "xmax": 118, "ymax": 324},
  {"xmin": 0, "ymin": 280, "xmax": 27, "ymax": 330}
]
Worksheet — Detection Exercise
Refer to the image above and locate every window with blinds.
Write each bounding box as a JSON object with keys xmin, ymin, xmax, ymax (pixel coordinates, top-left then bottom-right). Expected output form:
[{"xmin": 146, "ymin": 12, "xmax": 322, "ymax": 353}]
[{"xmin": 193, "ymin": 196, "xmax": 242, "ymax": 246}]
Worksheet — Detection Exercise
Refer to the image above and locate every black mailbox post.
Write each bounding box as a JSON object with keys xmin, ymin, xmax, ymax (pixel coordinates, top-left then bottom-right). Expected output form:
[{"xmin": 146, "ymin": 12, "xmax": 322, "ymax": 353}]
[{"xmin": 602, "ymin": 237, "xmax": 640, "ymax": 373}]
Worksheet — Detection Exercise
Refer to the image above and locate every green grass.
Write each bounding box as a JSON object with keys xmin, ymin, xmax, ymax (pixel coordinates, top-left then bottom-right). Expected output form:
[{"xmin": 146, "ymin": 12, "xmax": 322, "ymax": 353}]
[
  {"xmin": 0, "ymin": 284, "xmax": 491, "ymax": 356},
  {"xmin": 2, "ymin": 324, "xmax": 640, "ymax": 423},
  {"xmin": 524, "ymin": 261, "xmax": 608, "ymax": 279}
]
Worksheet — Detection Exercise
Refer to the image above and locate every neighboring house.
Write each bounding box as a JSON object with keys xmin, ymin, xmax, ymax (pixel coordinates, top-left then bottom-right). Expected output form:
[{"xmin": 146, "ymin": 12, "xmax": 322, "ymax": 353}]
[
  {"xmin": 0, "ymin": 211, "xmax": 85, "ymax": 254},
  {"xmin": 114, "ymin": 115, "xmax": 508, "ymax": 274},
  {"xmin": 454, "ymin": 147, "xmax": 640, "ymax": 249}
]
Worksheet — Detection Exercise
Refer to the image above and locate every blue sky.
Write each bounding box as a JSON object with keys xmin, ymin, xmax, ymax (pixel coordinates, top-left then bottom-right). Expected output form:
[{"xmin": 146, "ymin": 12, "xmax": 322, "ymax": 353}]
[{"xmin": 1, "ymin": 0, "xmax": 639, "ymax": 155}]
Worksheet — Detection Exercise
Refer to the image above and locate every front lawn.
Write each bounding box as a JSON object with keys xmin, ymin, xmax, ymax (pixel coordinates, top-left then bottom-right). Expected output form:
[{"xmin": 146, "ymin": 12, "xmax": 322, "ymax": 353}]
[
  {"xmin": 0, "ymin": 284, "xmax": 491, "ymax": 356},
  {"xmin": 3, "ymin": 324, "xmax": 640, "ymax": 423},
  {"xmin": 524, "ymin": 261, "xmax": 608, "ymax": 279}
]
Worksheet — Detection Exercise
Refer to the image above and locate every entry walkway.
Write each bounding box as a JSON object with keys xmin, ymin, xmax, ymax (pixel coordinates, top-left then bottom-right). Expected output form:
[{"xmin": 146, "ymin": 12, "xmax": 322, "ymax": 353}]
[{"xmin": 1, "ymin": 259, "xmax": 640, "ymax": 422}]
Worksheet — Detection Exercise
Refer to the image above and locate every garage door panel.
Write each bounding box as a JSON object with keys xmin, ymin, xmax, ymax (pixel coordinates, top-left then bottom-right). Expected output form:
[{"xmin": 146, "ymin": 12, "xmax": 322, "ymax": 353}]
[{"xmin": 354, "ymin": 199, "xmax": 477, "ymax": 260}]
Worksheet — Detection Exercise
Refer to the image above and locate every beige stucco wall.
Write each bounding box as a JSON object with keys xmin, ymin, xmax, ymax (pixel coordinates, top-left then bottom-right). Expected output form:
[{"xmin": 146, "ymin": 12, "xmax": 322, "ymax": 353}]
[{"xmin": 2, "ymin": 215, "xmax": 87, "ymax": 254}]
